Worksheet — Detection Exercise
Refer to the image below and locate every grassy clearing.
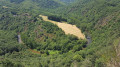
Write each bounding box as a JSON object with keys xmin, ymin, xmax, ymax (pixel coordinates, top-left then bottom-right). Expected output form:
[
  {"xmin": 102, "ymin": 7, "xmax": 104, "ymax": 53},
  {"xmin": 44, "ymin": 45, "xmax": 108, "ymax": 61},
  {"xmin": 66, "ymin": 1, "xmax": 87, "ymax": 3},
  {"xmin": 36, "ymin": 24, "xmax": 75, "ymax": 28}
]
[{"xmin": 39, "ymin": 15, "xmax": 85, "ymax": 39}]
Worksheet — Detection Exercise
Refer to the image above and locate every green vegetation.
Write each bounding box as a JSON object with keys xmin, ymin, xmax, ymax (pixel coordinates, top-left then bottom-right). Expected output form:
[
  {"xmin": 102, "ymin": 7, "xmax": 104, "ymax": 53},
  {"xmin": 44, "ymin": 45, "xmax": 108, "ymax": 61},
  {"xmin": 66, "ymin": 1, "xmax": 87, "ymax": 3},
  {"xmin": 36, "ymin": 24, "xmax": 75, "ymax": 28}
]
[
  {"xmin": 10, "ymin": 0, "xmax": 25, "ymax": 4},
  {"xmin": 0, "ymin": 0, "xmax": 120, "ymax": 67},
  {"xmin": 21, "ymin": 17, "xmax": 87, "ymax": 53}
]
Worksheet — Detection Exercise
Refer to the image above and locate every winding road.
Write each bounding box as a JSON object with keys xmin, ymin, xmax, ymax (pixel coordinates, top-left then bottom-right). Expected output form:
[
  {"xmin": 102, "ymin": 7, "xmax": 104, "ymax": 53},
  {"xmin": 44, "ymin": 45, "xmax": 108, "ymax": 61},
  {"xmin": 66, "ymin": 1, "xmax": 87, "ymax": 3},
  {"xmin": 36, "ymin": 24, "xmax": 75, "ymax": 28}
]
[{"xmin": 18, "ymin": 35, "xmax": 22, "ymax": 44}]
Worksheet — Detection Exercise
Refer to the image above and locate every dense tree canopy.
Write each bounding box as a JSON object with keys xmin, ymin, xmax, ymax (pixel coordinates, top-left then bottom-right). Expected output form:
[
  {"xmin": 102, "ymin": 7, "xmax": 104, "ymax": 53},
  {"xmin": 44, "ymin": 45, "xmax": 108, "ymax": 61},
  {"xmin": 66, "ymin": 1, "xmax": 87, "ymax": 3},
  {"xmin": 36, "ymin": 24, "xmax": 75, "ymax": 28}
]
[{"xmin": 0, "ymin": 0, "xmax": 120, "ymax": 67}]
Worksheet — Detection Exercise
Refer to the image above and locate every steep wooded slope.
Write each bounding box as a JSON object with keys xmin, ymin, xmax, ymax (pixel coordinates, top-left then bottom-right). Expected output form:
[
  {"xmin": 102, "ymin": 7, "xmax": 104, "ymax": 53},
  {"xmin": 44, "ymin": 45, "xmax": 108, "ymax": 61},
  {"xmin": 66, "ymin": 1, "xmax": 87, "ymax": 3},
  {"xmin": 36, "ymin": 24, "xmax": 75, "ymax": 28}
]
[
  {"xmin": 53, "ymin": 0, "xmax": 120, "ymax": 66},
  {"xmin": 0, "ymin": 0, "xmax": 120, "ymax": 67}
]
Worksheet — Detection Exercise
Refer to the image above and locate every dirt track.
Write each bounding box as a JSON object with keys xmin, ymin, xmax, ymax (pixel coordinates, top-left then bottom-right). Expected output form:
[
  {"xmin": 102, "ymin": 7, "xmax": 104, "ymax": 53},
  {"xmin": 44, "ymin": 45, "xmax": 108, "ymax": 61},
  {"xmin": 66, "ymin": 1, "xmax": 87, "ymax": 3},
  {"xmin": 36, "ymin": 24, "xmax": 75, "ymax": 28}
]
[
  {"xmin": 39, "ymin": 15, "xmax": 85, "ymax": 39},
  {"xmin": 29, "ymin": 49, "xmax": 40, "ymax": 54}
]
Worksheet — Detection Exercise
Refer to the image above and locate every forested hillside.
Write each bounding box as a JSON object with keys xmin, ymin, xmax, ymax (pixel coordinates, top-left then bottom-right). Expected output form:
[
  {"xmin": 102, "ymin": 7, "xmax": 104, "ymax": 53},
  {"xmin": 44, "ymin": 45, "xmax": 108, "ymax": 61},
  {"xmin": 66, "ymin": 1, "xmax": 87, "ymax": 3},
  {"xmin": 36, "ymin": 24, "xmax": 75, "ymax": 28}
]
[{"xmin": 0, "ymin": 0, "xmax": 120, "ymax": 67}]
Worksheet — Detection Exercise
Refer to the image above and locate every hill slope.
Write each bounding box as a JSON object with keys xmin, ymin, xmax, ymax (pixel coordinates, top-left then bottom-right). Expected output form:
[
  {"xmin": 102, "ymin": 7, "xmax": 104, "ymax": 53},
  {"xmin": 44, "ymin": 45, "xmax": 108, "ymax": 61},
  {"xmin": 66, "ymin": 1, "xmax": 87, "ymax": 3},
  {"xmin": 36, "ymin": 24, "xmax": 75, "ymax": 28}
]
[
  {"xmin": 0, "ymin": 0, "xmax": 120, "ymax": 67},
  {"xmin": 53, "ymin": 0, "xmax": 120, "ymax": 66}
]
